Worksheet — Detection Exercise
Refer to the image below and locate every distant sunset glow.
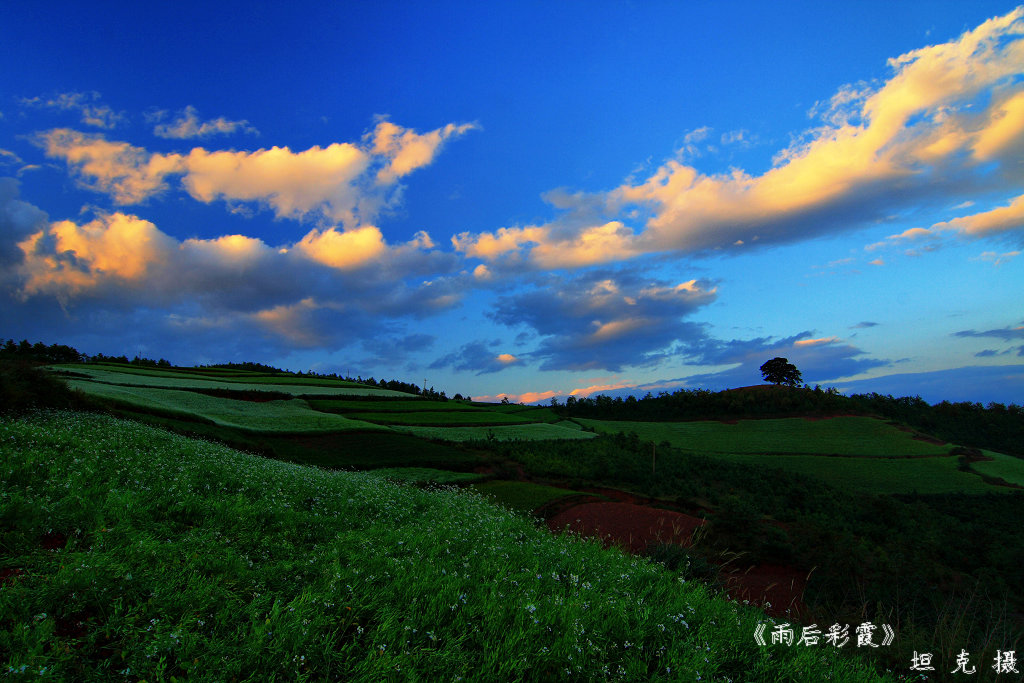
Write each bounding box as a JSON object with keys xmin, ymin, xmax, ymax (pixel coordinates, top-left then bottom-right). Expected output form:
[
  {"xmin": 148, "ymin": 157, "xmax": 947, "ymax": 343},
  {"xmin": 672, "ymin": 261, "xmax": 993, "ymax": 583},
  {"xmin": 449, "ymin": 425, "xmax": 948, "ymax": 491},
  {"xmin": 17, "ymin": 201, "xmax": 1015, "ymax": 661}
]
[{"xmin": 1, "ymin": 3, "xmax": 1022, "ymax": 404}]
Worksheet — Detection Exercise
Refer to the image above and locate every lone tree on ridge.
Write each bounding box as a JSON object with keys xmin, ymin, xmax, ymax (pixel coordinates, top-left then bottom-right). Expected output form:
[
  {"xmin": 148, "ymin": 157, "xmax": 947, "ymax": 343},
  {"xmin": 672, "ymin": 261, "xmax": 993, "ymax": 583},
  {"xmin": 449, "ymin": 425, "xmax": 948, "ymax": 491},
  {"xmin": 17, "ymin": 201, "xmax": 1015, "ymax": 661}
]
[{"xmin": 760, "ymin": 357, "xmax": 802, "ymax": 387}]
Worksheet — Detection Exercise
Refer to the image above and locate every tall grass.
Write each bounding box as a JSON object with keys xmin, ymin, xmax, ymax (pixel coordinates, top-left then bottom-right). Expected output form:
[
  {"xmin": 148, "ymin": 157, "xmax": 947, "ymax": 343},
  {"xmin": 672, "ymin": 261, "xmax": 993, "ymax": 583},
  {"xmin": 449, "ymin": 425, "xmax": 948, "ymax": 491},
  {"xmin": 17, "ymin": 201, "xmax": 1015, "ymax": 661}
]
[{"xmin": 0, "ymin": 411, "xmax": 898, "ymax": 681}]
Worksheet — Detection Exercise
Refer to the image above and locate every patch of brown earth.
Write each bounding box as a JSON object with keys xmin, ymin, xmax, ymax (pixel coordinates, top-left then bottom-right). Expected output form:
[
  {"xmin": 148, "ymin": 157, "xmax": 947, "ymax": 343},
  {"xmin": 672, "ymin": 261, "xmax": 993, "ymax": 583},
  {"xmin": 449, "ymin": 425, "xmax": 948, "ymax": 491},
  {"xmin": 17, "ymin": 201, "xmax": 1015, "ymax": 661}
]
[
  {"xmin": 547, "ymin": 501, "xmax": 705, "ymax": 553},
  {"xmin": 720, "ymin": 563, "xmax": 812, "ymax": 620},
  {"xmin": 547, "ymin": 501, "xmax": 810, "ymax": 618},
  {"xmin": 0, "ymin": 567, "xmax": 24, "ymax": 585},
  {"xmin": 40, "ymin": 531, "xmax": 67, "ymax": 550}
]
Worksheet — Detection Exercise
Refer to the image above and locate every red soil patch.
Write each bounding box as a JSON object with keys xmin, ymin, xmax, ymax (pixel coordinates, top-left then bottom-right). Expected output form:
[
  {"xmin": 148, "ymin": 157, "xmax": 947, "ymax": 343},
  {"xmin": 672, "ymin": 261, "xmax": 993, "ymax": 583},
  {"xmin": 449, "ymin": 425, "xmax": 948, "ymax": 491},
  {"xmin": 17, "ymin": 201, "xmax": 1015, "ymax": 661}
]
[
  {"xmin": 55, "ymin": 608, "xmax": 98, "ymax": 640},
  {"xmin": 547, "ymin": 500, "xmax": 810, "ymax": 618},
  {"xmin": 40, "ymin": 531, "xmax": 67, "ymax": 550},
  {"xmin": 547, "ymin": 501, "xmax": 705, "ymax": 553},
  {"xmin": 721, "ymin": 563, "xmax": 812, "ymax": 619},
  {"xmin": 0, "ymin": 567, "xmax": 24, "ymax": 584}
]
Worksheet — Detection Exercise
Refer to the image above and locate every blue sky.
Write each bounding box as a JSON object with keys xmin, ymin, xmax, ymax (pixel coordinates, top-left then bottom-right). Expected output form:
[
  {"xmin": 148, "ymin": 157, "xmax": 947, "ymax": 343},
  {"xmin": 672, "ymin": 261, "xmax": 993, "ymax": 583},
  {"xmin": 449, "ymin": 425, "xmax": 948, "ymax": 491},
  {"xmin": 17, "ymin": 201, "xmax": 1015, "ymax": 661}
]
[{"xmin": 2, "ymin": 1, "xmax": 1023, "ymax": 404}]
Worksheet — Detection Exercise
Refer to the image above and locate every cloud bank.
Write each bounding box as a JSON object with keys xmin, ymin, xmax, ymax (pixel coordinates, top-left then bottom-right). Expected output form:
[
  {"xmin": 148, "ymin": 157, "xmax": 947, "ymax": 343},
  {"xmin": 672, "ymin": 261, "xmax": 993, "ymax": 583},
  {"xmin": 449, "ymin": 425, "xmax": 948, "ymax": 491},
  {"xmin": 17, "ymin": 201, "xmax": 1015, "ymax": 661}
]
[
  {"xmin": 36, "ymin": 118, "xmax": 477, "ymax": 224},
  {"xmin": 454, "ymin": 9, "xmax": 1024, "ymax": 270}
]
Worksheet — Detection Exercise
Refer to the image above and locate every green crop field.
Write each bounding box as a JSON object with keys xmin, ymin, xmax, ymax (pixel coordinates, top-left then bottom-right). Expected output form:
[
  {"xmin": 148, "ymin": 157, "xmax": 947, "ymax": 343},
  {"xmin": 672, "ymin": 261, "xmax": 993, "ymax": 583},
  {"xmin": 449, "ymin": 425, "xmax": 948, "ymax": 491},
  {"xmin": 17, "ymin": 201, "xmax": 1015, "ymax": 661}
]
[
  {"xmin": 971, "ymin": 450, "xmax": 1024, "ymax": 487},
  {"xmin": 307, "ymin": 399, "xmax": 472, "ymax": 413},
  {"xmin": 393, "ymin": 423, "xmax": 598, "ymax": 442},
  {"xmin": 580, "ymin": 416, "xmax": 949, "ymax": 457},
  {"xmin": 54, "ymin": 363, "xmax": 368, "ymax": 387},
  {"xmin": 346, "ymin": 410, "xmax": 536, "ymax": 426},
  {"xmin": 368, "ymin": 467, "xmax": 486, "ymax": 484},
  {"xmin": 474, "ymin": 404, "xmax": 563, "ymax": 423},
  {"xmin": 471, "ymin": 480, "xmax": 598, "ymax": 513},
  {"xmin": 714, "ymin": 452, "xmax": 1006, "ymax": 494},
  {"xmin": 67, "ymin": 380, "xmax": 388, "ymax": 433},
  {"xmin": 0, "ymin": 410, "xmax": 893, "ymax": 682},
  {"xmin": 50, "ymin": 365, "xmax": 413, "ymax": 397}
]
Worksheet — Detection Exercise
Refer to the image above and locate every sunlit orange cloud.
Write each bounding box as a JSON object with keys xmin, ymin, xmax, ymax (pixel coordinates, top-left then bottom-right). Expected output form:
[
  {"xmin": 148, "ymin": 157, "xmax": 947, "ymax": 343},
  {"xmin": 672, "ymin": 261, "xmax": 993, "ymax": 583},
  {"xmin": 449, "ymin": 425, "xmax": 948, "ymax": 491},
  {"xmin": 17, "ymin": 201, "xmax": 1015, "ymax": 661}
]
[
  {"xmin": 451, "ymin": 221, "xmax": 641, "ymax": 270},
  {"xmin": 179, "ymin": 234, "xmax": 270, "ymax": 268},
  {"xmin": 794, "ymin": 337, "xmax": 840, "ymax": 347},
  {"xmin": 865, "ymin": 226, "xmax": 940, "ymax": 251},
  {"xmin": 153, "ymin": 105, "xmax": 258, "ymax": 139},
  {"xmin": 293, "ymin": 226, "xmax": 388, "ymax": 269},
  {"xmin": 15, "ymin": 212, "xmax": 434, "ymax": 304},
  {"xmin": 39, "ymin": 119, "xmax": 475, "ymax": 224},
  {"xmin": 369, "ymin": 119, "xmax": 478, "ymax": 183},
  {"xmin": 17, "ymin": 212, "xmax": 173, "ymax": 298},
  {"xmin": 453, "ymin": 9, "xmax": 1024, "ymax": 268},
  {"xmin": 475, "ymin": 390, "xmax": 559, "ymax": 404},
  {"xmin": 495, "ymin": 353, "xmax": 519, "ymax": 364},
  {"xmin": 250, "ymin": 297, "xmax": 333, "ymax": 347},
  {"xmin": 181, "ymin": 143, "xmax": 370, "ymax": 222},
  {"xmin": 932, "ymin": 193, "xmax": 1024, "ymax": 236},
  {"xmin": 971, "ymin": 90, "xmax": 1024, "ymax": 162},
  {"xmin": 36, "ymin": 129, "xmax": 185, "ymax": 203},
  {"xmin": 529, "ymin": 221, "xmax": 641, "ymax": 269},
  {"xmin": 589, "ymin": 317, "xmax": 652, "ymax": 342},
  {"xmin": 569, "ymin": 380, "xmax": 638, "ymax": 397},
  {"xmin": 450, "ymin": 226, "xmax": 545, "ymax": 259}
]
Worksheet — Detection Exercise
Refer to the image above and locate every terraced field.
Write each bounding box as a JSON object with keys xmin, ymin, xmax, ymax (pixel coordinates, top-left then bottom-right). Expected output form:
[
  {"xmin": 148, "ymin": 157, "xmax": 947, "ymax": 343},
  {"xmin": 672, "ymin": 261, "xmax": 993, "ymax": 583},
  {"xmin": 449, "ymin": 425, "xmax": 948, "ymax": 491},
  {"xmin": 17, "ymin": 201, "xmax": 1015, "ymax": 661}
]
[
  {"xmin": 50, "ymin": 364, "xmax": 593, "ymax": 447},
  {"xmin": 579, "ymin": 416, "xmax": 949, "ymax": 456},
  {"xmin": 581, "ymin": 415, "xmax": 1019, "ymax": 495},
  {"xmin": 714, "ymin": 451, "xmax": 1005, "ymax": 494},
  {"xmin": 393, "ymin": 423, "xmax": 597, "ymax": 442},
  {"xmin": 971, "ymin": 450, "xmax": 1024, "ymax": 487},
  {"xmin": 64, "ymin": 380, "xmax": 387, "ymax": 433},
  {"xmin": 54, "ymin": 365, "xmax": 411, "ymax": 397}
]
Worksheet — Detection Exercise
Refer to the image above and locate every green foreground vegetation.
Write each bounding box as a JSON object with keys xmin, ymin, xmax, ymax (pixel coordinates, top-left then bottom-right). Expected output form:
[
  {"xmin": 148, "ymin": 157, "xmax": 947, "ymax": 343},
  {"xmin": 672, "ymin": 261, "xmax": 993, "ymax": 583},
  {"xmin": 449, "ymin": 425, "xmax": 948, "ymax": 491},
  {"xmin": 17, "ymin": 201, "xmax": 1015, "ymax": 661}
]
[
  {"xmin": 3, "ymin": 356, "xmax": 1023, "ymax": 681},
  {"xmin": 0, "ymin": 411, "xmax": 895, "ymax": 682},
  {"xmin": 470, "ymin": 480, "xmax": 601, "ymax": 513}
]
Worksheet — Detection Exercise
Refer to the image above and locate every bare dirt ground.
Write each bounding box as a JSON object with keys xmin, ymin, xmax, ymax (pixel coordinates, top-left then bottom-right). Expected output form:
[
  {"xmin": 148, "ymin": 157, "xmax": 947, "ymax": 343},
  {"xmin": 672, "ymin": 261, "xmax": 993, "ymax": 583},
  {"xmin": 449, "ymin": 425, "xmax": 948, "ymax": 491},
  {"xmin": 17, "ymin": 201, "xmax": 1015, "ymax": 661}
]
[{"xmin": 543, "ymin": 498, "xmax": 810, "ymax": 618}]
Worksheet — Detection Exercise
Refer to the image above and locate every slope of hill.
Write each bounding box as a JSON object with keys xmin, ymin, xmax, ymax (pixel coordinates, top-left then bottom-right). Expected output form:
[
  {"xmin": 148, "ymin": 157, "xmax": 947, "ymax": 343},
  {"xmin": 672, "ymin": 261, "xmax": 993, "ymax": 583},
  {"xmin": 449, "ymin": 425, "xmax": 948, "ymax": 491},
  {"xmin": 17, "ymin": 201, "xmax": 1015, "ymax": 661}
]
[
  {"xmin": 5, "ymin": 360, "xmax": 1022, "ymax": 680},
  {"xmin": 0, "ymin": 410, "xmax": 894, "ymax": 682}
]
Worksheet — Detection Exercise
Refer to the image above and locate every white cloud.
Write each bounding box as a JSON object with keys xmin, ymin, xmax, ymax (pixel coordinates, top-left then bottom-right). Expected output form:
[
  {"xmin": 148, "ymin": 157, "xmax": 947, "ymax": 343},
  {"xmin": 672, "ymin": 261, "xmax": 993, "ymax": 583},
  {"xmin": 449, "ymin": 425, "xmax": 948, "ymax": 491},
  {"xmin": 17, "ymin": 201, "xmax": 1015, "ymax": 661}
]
[
  {"xmin": 971, "ymin": 250, "xmax": 1021, "ymax": 266},
  {"xmin": 180, "ymin": 142, "xmax": 371, "ymax": 222},
  {"xmin": 368, "ymin": 118, "xmax": 478, "ymax": 184},
  {"xmin": 35, "ymin": 129, "xmax": 185, "ymax": 203},
  {"xmin": 37, "ymin": 118, "xmax": 475, "ymax": 225},
  {"xmin": 932, "ymin": 193, "xmax": 1024, "ymax": 237},
  {"xmin": 456, "ymin": 8, "xmax": 1024, "ymax": 270},
  {"xmin": 153, "ymin": 105, "xmax": 259, "ymax": 139},
  {"xmin": 17, "ymin": 211, "xmax": 175, "ymax": 300},
  {"xmin": 21, "ymin": 91, "xmax": 126, "ymax": 129}
]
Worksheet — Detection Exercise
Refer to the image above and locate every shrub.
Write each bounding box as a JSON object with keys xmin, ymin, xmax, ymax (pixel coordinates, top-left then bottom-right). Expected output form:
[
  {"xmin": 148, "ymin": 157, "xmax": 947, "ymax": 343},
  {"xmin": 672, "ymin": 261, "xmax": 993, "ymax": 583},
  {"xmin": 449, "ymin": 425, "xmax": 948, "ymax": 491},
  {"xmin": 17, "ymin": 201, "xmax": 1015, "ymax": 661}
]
[{"xmin": 0, "ymin": 362, "xmax": 91, "ymax": 414}]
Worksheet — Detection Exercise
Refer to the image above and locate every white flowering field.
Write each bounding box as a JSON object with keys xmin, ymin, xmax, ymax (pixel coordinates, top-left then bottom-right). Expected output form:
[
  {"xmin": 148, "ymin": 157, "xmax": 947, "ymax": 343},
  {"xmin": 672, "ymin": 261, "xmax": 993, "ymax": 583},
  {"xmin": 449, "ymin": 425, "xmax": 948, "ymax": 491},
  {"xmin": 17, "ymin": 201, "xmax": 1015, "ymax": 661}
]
[{"xmin": 0, "ymin": 411, "xmax": 896, "ymax": 681}]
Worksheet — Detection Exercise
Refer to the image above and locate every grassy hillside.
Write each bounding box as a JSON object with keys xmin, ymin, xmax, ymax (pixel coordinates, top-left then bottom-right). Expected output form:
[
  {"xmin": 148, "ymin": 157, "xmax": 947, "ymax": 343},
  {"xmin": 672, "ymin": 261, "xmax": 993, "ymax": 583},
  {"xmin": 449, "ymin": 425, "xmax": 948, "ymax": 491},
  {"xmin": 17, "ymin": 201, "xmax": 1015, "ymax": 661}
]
[
  {"xmin": 0, "ymin": 411, "xmax": 894, "ymax": 682},
  {"xmin": 578, "ymin": 416, "xmax": 1017, "ymax": 495},
  {"xmin": 579, "ymin": 416, "xmax": 949, "ymax": 457},
  {"xmin": 8, "ymin": 361, "xmax": 1022, "ymax": 680},
  {"xmin": 56, "ymin": 364, "xmax": 586, "ymax": 444}
]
